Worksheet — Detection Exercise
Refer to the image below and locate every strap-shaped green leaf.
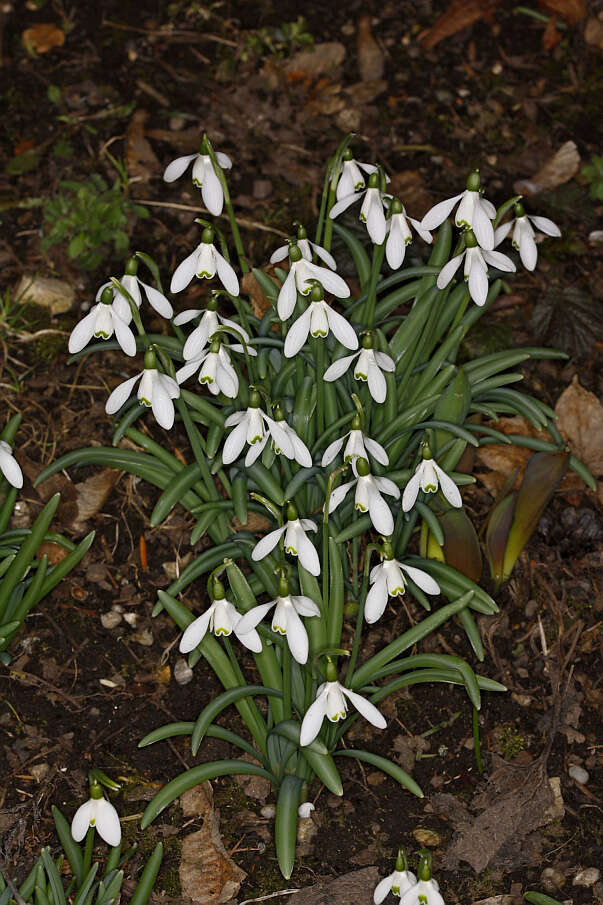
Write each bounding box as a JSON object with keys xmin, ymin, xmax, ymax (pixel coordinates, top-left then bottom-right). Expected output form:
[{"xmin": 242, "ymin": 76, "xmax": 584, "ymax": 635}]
[
  {"xmin": 275, "ymin": 775, "xmax": 303, "ymax": 880},
  {"xmin": 139, "ymin": 720, "xmax": 261, "ymax": 762},
  {"xmin": 129, "ymin": 844, "xmax": 163, "ymax": 905},
  {"xmin": 301, "ymin": 747, "xmax": 343, "ymax": 796},
  {"xmin": 332, "ymin": 223, "xmax": 371, "ymax": 289},
  {"xmin": 269, "ymin": 720, "xmax": 328, "ymax": 755},
  {"xmin": 334, "ymin": 749, "xmax": 423, "ymax": 798},
  {"xmin": 150, "ymin": 464, "xmax": 204, "ymax": 527},
  {"xmin": 192, "ymin": 685, "xmax": 282, "ymax": 755}
]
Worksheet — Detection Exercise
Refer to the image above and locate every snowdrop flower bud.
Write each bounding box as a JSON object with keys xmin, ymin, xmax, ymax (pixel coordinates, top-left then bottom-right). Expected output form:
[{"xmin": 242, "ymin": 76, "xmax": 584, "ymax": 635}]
[
  {"xmin": 69, "ymin": 286, "xmax": 137, "ymax": 357},
  {"xmin": 163, "ymin": 147, "xmax": 232, "ymax": 216},
  {"xmin": 374, "ymin": 848, "xmax": 417, "ymax": 904},
  {"xmin": 71, "ymin": 780, "xmax": 121, "ymax": 847},
  {"xmin": 494, "ymin": 201, "xmax": 561, "ymax": 271},
  {"xmin": 298, "ymin": 801, "xmax": 315, "ymax": 819},
  {"xmin": 421, "ymin": 169, "xmax": 496, "ymax": 251},
  {"xmin": 0, "ymin": 441, "xmax": 23, "ymax": 489},
  {"xmin": 402, "ymin": 445, "xmax": 462, "ymax": 512}
]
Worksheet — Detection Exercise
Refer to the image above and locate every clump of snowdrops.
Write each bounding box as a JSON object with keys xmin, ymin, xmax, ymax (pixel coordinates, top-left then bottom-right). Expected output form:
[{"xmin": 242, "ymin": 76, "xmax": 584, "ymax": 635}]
[{"xmin": 40, "ymin": 135, "xmax": 594, "ymax": 878}]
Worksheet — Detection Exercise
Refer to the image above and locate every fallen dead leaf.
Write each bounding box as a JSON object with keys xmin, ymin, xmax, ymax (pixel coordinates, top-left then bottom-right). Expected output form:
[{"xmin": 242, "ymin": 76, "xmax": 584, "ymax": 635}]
[
  {"xmin": 538, "ymin": 0, "xmax": 587, "ymax": 25},
  {"xmin": 555, "ymin": 376, "xmax": 603, "ymax": 476},
  {"xmin": 284, "ymin": 42, "xmax": 346, "ymax": 80},
  {"xmin": 16, "ymin": 276, "xmax": 75, "ymax": 315},
  {"xmin": 357, "ymin": 16, "xmax": 384, "ymax": 82},
  {"xmin": 75, "ymin": 468, "xmax": 122, "ymax": 527},
  {"xmin": 514, "ymin": 141, "xmax": 580, "ymax": 195},
  {"xmin": 419, "ymin": 0, "xmax": 501, "ymax": 50},
  {"xmin": 541, "ymin": 15, "xmax": 562, "ymax": 50},
  {"xmin": 290, "ymin": 868, "xmax": 380, "ymax": 905},
  {"xmin": 584, "ymin": 15, "xmax": 603, "ymax": 49},
  {"xmin": 22, "ymin": 23, "xmax": 64, "ymax": 53},
  {"xmin": 126, "ymin": 110, "xmax": 160, "ymax": 184},
  {"xmin": 179, "ymin": 783, "xmax": 246, "ymax": 904},
  {"xmin": 36, "ymin": 542, "xmax": 69, "ymax": 566}
]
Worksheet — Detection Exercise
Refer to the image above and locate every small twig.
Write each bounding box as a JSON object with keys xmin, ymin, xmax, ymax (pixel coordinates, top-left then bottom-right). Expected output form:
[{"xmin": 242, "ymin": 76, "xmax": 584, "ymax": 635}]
[
  {"xmin": 134, "ymin": 199, "xmax": 288, "ymax": 237},
  {"xmin": 239, "ymin": 890, "xmax": 302, "ymax": 905}
]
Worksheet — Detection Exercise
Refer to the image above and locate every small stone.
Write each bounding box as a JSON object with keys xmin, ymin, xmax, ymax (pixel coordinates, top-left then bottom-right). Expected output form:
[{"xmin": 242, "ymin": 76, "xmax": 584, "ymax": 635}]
[
  {"xmin": 101, "ymin": 611, "xmax": 122, "ymax": 629},
  {"xmin": 174, "ymin": 658, "xmax": 193, "ymax": 685},
  {"xmin": 512, "ymin": 693, "xmax": 533, "ymax": 707},
  {"xmin": 169, "ymin": 116, "xmax": 186, "ymax": 131},
  {"xmin": 525, "ymin": 599, "xmax": 538, "ymax": 618},
  {"xmin": 16, "ymin": 276, "xmax": 75, "ymax": 315},
  {"xmin": 123, "ymin": 612, "xmax": 138, "ymax": 627},
  {"xmin": 413, "ymin": 828, "xmax": 441, "ymax": 847},
  {"xmin": 541, "ymin": 867, "xmax": 566, "ymax": 891},
  {"xmin": 569, "ymin": 764, "xmax": 589, "ymax": 784},
  {"xmin": 31, "ymin": 762, "xmax": 50, "ymax": 782},
  {"xmin": 573, "ymin": 868, "xmax": 600, "ymax": 887},
  {"xmin": 252, "ymin": 179, "xmax": 272, "ymax": 200},
  {"xmin": 260, "ymin": 805, "xmax": 275, "ymax": 819},
  {"xmin": 132, "ymin": 628, "xmax": 154, "ymax": 647}
]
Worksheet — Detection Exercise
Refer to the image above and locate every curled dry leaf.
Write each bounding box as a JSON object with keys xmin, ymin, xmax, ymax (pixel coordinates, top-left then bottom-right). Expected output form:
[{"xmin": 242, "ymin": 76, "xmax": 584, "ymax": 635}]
[
  {"xmin": 22, "ymin": 23, "xmax": 65, "ymax": 53},
  {"xmin": 357, "ymin": 15, "xmax": 384, "ymax": 82},
  {"xmin": 584, "ymin": 16, "xmax": 603, "ymax": 49},
  {"xmin": 514, "ymin": 140, "xmax": 580, "ymax": 195},
  {"xmin": 420, "ymin": 0, "xmax": 501, "ymax": 50},
  {"xmin": 125, "ymin": 109, "xmax": 160, "ymax": 184},
  {"xmin": 554, "ymin": 376, "xmax": 603, "ymax": 476}
]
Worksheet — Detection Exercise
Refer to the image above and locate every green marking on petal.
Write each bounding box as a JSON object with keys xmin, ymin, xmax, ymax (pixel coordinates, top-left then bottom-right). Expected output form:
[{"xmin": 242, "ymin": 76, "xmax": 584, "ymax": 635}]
[
  {"xmin": 139, "ymin": 396, "xmax": 152, "ymax": 407},
  {"xmin": 94, "ymin": 330, "xmax": 111, "ymax": 339},
  {"xmin": 424, "ymin": 483, "xmax": 437, "ymax": 493}
]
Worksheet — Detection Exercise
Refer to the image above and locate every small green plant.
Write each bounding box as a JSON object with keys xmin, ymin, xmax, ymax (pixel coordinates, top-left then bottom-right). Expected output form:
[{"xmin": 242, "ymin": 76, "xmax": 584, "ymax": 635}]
[
  {"xmin": 40, "ymin": 174, "xmax": 148, "ymax": 270},
  {"xmin": 0, "ymin": 414, "xmax": 94, "ymax": 663},
  {"xmin": 581, "ymin": 155, "xmax": 603, "ymax": 201},
  {"xmin": 496, "ymin": 724, "xmax": 525, "ymax": 759},
  {"xmin": 242, "ymin": 16, "xmax": 313, "ymax": 60}
]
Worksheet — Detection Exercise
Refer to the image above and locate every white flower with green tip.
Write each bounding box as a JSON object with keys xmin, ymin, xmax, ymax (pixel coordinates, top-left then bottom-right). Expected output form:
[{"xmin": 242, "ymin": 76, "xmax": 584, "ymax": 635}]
[
  {"xmin": 398, "ymin": 854, "xmax": 445, "ymax": 905},
  {"xmin": 174, "ymin": 298, "xmax": 250, "ymax": 361},
  {"xmin": 421, "ymin": 169, "xmax": 496, "ymax": 250},
  {"xmin": 71, "ymin": 786, "xmax": 121, "ymax": 847},
  {"xmin": 105, "ymin": 350, "xmax": 180, "ymax": 430},
  {"xmin": 386, "ymin": 198, "xmax": 433, "ymax": 269},
  {"xmin": 176, "ymin": 340, "xmax": 243, "ymax": 399},
  {"xmin": 163, "ymin": 149, "xmax": 232, "ymax": 216},
  {"xmin": 321, "ymin": 415, "xmax": 389, "ymax": 469},
  {"xmin": 222, "ymin": 393, "xmax": 311, "ymax": 467},
  {"xmin": 494, "ymin": 202, "xmax": 560, "ymax": 271},
  {"xmin": 98, "ymin": 257, "xmax": 173, "ymax": 322},
  {"xmin": 436, "ymin": 229, "xmax": 515, "ymax": 307},
  {"xmin": 252, "ymin": 506, "xmax": 320, "ymax": 576},
  {"xmin": 284, "ymin": 284, "xmax": 357, "ymax": 358},
  {"xmin": 237, "ymin": 577, "xmax": 320, "ymax": 665},
  {"xmin": 330, "ymin": 171, "xmax": 389, "ymax": 245},
  {"xmin": 366, "ymin": 545, "xmax": 440, "ymax": 624},
  {"xmin": 171, "ymin": 226, "xmax": 239, "ymax": 297},
  {"xmin": 69, "ymin": 286, "xmax": 137, "ymax": 357},
  {"xmin": 336, "ymin": 149, "xmax": 378, "ymax": 200},
  {"xmin": 0, "ymin": 441, "xmax": 23, "ymax": 489},
  {"xmin": 374, "ymin": 850, "xmax": 417, "ymax": 904},
  {"xmin": 300, "ymin": 660, "xmax": 386, "ymax": 746},
  {"xmin": 271, "ymin": 224, "xmax": 336, "ymax": 271},
  {"xmin": 277, "ymin": 245, "xmax": 350, "ymax": 321},
  {"xmin": 179, "ymin": 581, "xmax": 261, "ymax": 654},
  {"xmin": 402, "ymin": 448, "xmax": 461, "ymax": 512},
  {"xmin": 327, "ymin": 458, "xmax": 400, "ymax": 537},
  {"xmin": 324, "ymin": 335, "xmax": 395, "ymax": 404}
]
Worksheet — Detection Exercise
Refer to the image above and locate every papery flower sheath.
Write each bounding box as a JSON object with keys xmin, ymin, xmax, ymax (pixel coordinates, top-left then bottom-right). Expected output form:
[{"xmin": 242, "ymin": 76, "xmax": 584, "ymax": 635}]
[
  {"xmin": 237, "ymin": 578, "xmax": 320, "ymax": 665},
  {"xmin": 436, "ymin": 230, "xmax": 515, "ymax": 307},
  {"xmin": 494, "ymin": 202, "xmax": 561, "ymax": 271},
  {"xmin": 71, "ymin": 789, "xmax": 121, "ymax": 847},
  {"xmin": 105, "ymin": 350, "xmax": 180, "ymax": 430},
  {"xmin": 171, "ymin": 227, "xmax": 239, "ymax": 297},
  {"xmin": 277, "ymin": 245, "xmax": 350, "ymax": 321},
  {"xmin": 252, "ymin": 506, "xmax": 320, "ymax": 576},
  {"xmin": 0, "ymin": 441, "xmax": 23, "ymax": 489},
  {"xmin": 421, "ymin": 169, "xmax": 497, "ymax": 250},
  {"xmin": 327, "ymin": 458, "xmax": 400, "ymax": 537},
  {"xmin": 163, "ymin": 149, "xmax": 232, "ymax": 216},
  {"xmin": 179, "ymin": 582, "xmax": 261, "ymax": 653},
  {"xmin": 69, "ymin": 286, "xmax": 137, "ymax": 357},
  {"xmin": 402, "ymin": 448, "xmax": 462, "ymax": 512}
]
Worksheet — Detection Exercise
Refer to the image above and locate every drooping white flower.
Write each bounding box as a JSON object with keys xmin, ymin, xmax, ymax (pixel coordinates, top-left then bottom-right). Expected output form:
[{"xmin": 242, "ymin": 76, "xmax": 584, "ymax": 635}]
[
  {"xmin": 171, "ymin": 226, "xmax": 239, "ymax": 297},
  {"xmin": 421, "ymin": 170, "xmax": 497, "ymax": 250},
  {"xmin": 323, "ymin": 337, "xmax": 395, "ymax": 404},
  {"xmin": 69, "ymin": 287, "xmax": 137, "ymax": 357},
  {"xmin": 0, "ymin": 441, "xmax": 23, "ymax": 489},
  {"xmin": 174, "ymin": 301, "xmax": 250, "ymax": 361},
  {"xmin": 277, "ymin": 245, "xmax": 350, "ymax": 321},
  {"xmin": 179, "ymin": 585, "xmax": 262, "ymax": 654},
  {"xmin": 366, "ymin": 547, "xmax": 440, "ymax": 624},
  {"xmin": 163, "ymin": 149, "xmax": 232, "ymax": 216},
  {"xmin": 252, "ymin": 509, "xmax": 320, "ymax": 576},
  {"xmin": 321, "ymin": 418, "xmax": 389, "ymax": 469},
  {"xmin": 105, "ymin": 351, "xmax": 180, "ymax": 429},
  {"xmin": 436, "ymin": 230, "xmax": 515, "ymax": 307},
  {"xmin": 237, "ymin": 580, "xmax": 320, "ymax": 665},
  {"xmin": 300, "ymin": 673, "xmax": 386, "ymax": 747},
  {"xmin": 176, "ymin": 341, "xmax": 243, "ymax": 398},
  {"xmin": 386, "ymin": 199, "xmax": 433, "ymax": 269},
  {"xmin": 98, "ymin": 260, "xmax": 173, "ymax": 323},
  {"xmin": 336, "ymin": 150, "xmax": 378, "ymax": 201},
  {"xmin": 494, "ymin": 203, "xmax": 561, "ymax": 271},
  {"xmin": 402, "ymin": 450, "xmax": 462, "ymax": 512},
  {"xmin": 270, "ymin": 225, "xmax": 336, "ymax": 271},
  {"xmin": 71, "ymin": 791, "xmax": 121, "ymax": 847},
  {"xmin": 222, "ymin": 395, "xmax": 310, "ymax": 467},
  {"xmin": 374, "ymin": 851, "xmax": 417, "ymax": 904},
  {"xmin": 330, "ymin": 171, "xmax": 389, "ymax": 245},
  {"xmin": 284, "ymin": 288, "xmax": 358, "ymax": 358},
  {"xmin": 327, "ymin": 458, "xmax": 400, "ymax": 537}
]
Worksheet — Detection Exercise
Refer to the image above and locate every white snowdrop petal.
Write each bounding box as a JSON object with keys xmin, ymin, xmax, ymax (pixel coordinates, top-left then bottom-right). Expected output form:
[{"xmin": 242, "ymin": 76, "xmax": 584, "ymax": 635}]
[
  {"xmin": 180, "ymin": 609, "xmax": 213, "ymax": 653},
  {"xmin": 373, "ymin": 351, "xmax": 395, "ymax": 371},
  {"xmin": 409, "ymin": 216, "xmax": 433, "ymax": 244},
  {"xmin": 323, "ymin": 353, "xmax": 358, "ymax": 382},
  {"xmin": 365, "ymin": 576, "xmax": 389, "ymax": 624},
  {"xmin": 327, "ymin": 480, "xmax": 354, "ymax": 513},
  {"xmin": 472, "ymin": 200, "xmax": 495, "ymax": 251},
  {"xmin": 215, "ymin": 152, "xmax": 232, "ymax": 169},
  {"xmin": 329, "ymin": 192, "xmax": 363, "ymax": 219},
  {"xmin": 493, "ymin": 221, "xmax": 512, "ymax": 247},
  {"xmin": 402, "ymin": 470, "xmax": 422, "ymax": 512},
  {"xmin": 71, "ymin": 801, "xmax": 94, "ymax": 842},
  {"xmin": 367, "ymin": 359, "xmax": 387, "ymax": 403},
  {"xmin": 373, "ymin": 875, "xmax": 394, "ymax": 905},
  {"xmin": 326, "ymin": 307, "xmax": 358, "ymax": 350},
  {"xmin": 293, "ymin": 595, "xmax": 321, "ymax": 618},
  {"xmin": 201, "ymin": 163, "xmax": 224, "ymax": 216},
  {"xmin": 140, "ymin": 282, "xmax": 173, "ymax": 318},
  {"xmin": 173, "ymin": 308, "xmax": 202, "ymax": 326},
  {"xmin": 252, "ymin": 527, "xmax": 286, "ymax": 561},
  {"xmin": 299, "ymin": 519, "xmax": 318, "ymax": 533},
  {"xmin": 373, "ymin": 476, "xmax": 400, "ymax": 498},
  {"xmin": 222, "ymin": 418, "xmax": 249, "ymax": 464},
  {"xmin": 482, "ymin": 249, "xmax": 516, "ymax": 273},
  {"xmin": 400, "ymin": 563, "xmax": 440, "ymax": 595},
  {"xmin": 421, "ymin": 193, "xmax": 463, "ymax": 231},
  {"xmin": 163, "ymin": 154, "xmax": 196, "ymax": 182},
  {"xmin": 151, "ymin": 379, "xmax": 175, "ymax": 429},
  {"xmin": 236, "ymin": 625, "xmax": 263, "ymax": 653},
  {"xmin": 285, "ymin": 606, "xmax": 309, "ymax": 664},
  {"xmin": 244, "ymin": 438, "xmax": 266, "ymax": 467},
  {"xmin": 468, "ymin": 259, "xmax": 489, "ymax": 306},
  {"xmin": 112, "ymin": 316, "xmax": 137, "ymax": 357},
  {"xmin": 290, "ymin": 433, "xmax": 312, "ymax": 467},
  {"xmin": 0, "ymin": 447, "xmax": 23, "ymax": 489},
  {"xmin": 386, "ymin": 222, "xmax": 405, "ymax": 269},
  {"xmin": 367, "ymin": 484, "xmax": 394, "ymax": 536},
  {"xmin": 214, "ymin": 250, "xmax": 240, "ymax": 296},
  {"xmin": 342, "ymin": 687, "xmax": 387, "ymax": 729},
  {"xmin": 68, "ymin": 309, "xmax": 98, "ymax": 353},
  {"xmin": 321, "ymin": 435, "xmax": 345, "ymax": 467},
  {"xmin": 311, "ymin": 265, "xmax": 351, "ymax": 299},
  {"xmin": 366, "ymin": 196, "xmax": 387, "ymax": 245},
  {"xmin": 530, "ymin": 215, "xmax": 561, "ymax": 237},
  {"xmin": 363, "ymin": 436, "xmax": 389, "ymax": 466},
  {"xmin": 171, "ymin": 249, "xmax": 200, "ymax": 293},
  {"xmin": 277, "ymin": 267, "xmax": 298, "ymax": 320},
  {"xmin": 95, "ymin": 799, "xmax": 121, "ymax": 847},
  {"xmin": 434, "ymin": 463, "xmax": 462, "ymax": 508},
  {"xmin": 176, "ymin": 358, "xmax": 203, "ymax": 384},
  {"xmin": 437, "ymin": 253, "xmax": 464, "ymax": 290},
  {"xmin": 311, "ymin": 243, "xmax": 337, "ymax": 270},
  {"xmin": 105, "ymin": 374, "xmax": 141, "ymax": 414},
  {"xmin": 270, "ymin": 245, "xmax": 289, "ymax": 264},
  {"xmin": 519, "ymin": 228, "xmax": 538, "ymax": 271},
  {"xmin": 284, "ymin": 308, "xmax": 312, "ymax": 358},
  {"xmin": 237, "ymin": 601, "xmax": 275, "ymax": 635},
  {"xmin": 300, "ymin": 694, "xmax": 328, "ymax": 746},
  {"xmin": 297, "ymin": 531, "xmax": 320, "ymax": 576}
]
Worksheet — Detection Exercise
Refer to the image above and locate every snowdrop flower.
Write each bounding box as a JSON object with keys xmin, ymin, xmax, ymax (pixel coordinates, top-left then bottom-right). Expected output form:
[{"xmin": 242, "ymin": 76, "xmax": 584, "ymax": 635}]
[
  {"xmin": 222, "ymin": 392, "xmax": 310, "ymax": 467},
  {"xmin": 374, "ymin": 849, "xmax": 417, "ymax": 904},
  {"xmin": 436, "ymin": 229, "xmax": 515, "ymax": 307},
  {"xmin": 163, "ymin": 148, "xmax": 232, "ymax": 216},
  {"xmin": 179, "ymin": 580, "xmax": 261, "ymax": 653},
  {"xmin": 298, "ymin": 801, "xmax": 315, "ymax": 819},
  {"xmin": 336, "ymin": 148, "xmax": 378, "ymax": 201},
  {"xmin": 494, "ymin": 201, "xmax": 561, "ymax": 271},
  {"xmin": 402, "ymin": 446, "xmax": 462, "ymax": 512},
  {"xmin": 330, "ymin": 172, "xmax": 389, "ymax": 245},
  {"xmin": 324, "ymin": 334, "xmax": 395, "ymax": 404},
  {"xmin": 176, "ymin": 338, "xmax": 243, "ymax": 398},
  {"xmin": 300, "ymin": 659, "xmax": 386, "ymax": 746},
  {"xmin": 321, "ymin": 414, "xmax": 389, "ymax": 468},
  {"xmin": 284, "ymin": 284, "xmax": 357, "ymax": 358},
  {"xmin": 386, "ymin": 198, "xmax": 433, "ymax": 269},
  {"xmin": 366, "ymin": 542, "xmax": 440, "ymax": 624},
  {"xmin": 399, "ymin": 853, "xmax": 444, "ymax": 905},
  {"xmin": 271, "ymin": 224, "xmax": 336, "ymax": 270},
  {"xmin": 237, "ymin": 576, "xmax": 320, "ymax": 665},
  {"xmin": 171, "ymin": 227, "xmax": 239, "ymax": 297},
  {"xmin": 277, "ymin": 245, "xmax": 350, "ymax": 321},
  {"xmin": 421, "ymin": 169, "xmax": 497, "ymax": 250},
  {"xmin": 252, "ymin": 504, "xmax": 320, "ymax": 576},
  {"xmin": 106, "ymin": 349, "xmax": 180, "ymax": 429},
  {"xmin": 69, "ymin": 286, "xmax": 137, "ymax": 357},
  {"xmin": 327, "ymin": 458, "xmax": 400, "ymax": 537},
  {"xmin": 71, "ymin": 784, "xmax": 120, "ymax": 847},
  {"xmin": 174, "ymin": 296, "xmax": 250, "ymax": 361},
  {"xmin": 0, "ymin": 441, "xmax": 23, "ymax": 489},
  {"xmin": 98, "ymin": 256, "xmax": 173, "ymax": 323}
]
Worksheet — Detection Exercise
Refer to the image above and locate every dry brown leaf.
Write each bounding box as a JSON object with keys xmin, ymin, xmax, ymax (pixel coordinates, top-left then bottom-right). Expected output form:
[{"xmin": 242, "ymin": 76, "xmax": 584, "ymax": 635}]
[
  {"xmin": 542, "ymin": 14, "xmax": 562, "ymax": 50},
  {"xmin": 75, "ymin": 468, "xmax": 122, "ymax": 525},
  {"xmin": 22, "ymin": 23, "xmax": 65, "ymax": 53},
  {"xmin": 284, "ymin": 42, "xmax": 346, "ymax": 80},
  {"xmin": 37, "ymin": 542, "xmax": 69, "ymax": 566},
  {"xmin": 555, "ymin": 376, "xmax": 603, "ymax": 476},
  {"xmin": 179, "ymin": 783, "xmax": 245, "ymax": 904},
  {"xmin": 357, "ymin": 15, "xmax": 384, "ymax": 82},
  {"xmin": 126, "ymin": 110, "xmax": 160, "ymax": 184},
  {"xmin": 539, "ymin": 0, "xmax": 587, "ymax": 25},
  {"xmin": 420, "ymin": 0, "xmax": 500, "ymax": 50},
  {"xmin": 584, "ymin": 16, "xmax": 603, "ymax": 49},
  {"xmin": 514, "ymin": 140, "xmax": 580, "ymax": 195},
  {"xmin": 241, "ymin": 271, "xmax": 271, "ymax": 319},
  {"xmin": 291, "ymin": 868, "xmax": 380, "ymax": 905}
]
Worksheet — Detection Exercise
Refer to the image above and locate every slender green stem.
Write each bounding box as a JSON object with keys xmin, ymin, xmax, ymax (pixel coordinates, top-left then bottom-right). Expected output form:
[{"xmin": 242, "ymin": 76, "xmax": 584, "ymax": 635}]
[
  {"xmin": 362, "ymin": 243, "xmax": 385, "ymax": 328},
  {"xmin": 204, "ymin": 136, "xmax": 248, "ymax": 274},
  {"xmin": 315, "ymin": 338, "xmax": 325, "ymax": 437},
  {"xmin": 82, "ymin": 826, "xmax": 94, "ymax": 879},
  {"xmin": 472, "ymin": 706, "xmax": 483, "ymax": 773},
  {"xmin": 282, "ymin": 644, "xmax": 292, "ymax": 720},
  {"xmin": 345, "ymin": 545, "xmax": 376, "ymax": 683}
]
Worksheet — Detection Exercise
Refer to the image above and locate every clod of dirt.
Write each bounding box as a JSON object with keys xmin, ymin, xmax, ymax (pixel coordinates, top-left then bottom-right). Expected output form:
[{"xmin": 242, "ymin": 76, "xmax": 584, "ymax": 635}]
[
  {"xmin": 286, "ymin": 867, "xmax": 379, "ymax": 905},
  {"xmin": 179, "ymin": 783, "xmax": 246, "ymax": 904},
  {"xmin": 541, "ymin": 866, "xmax": 566, "ymax": 891},
  {"xmin": 16, "ymin": 276, "xmax": 75, "ymax": 315}
]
